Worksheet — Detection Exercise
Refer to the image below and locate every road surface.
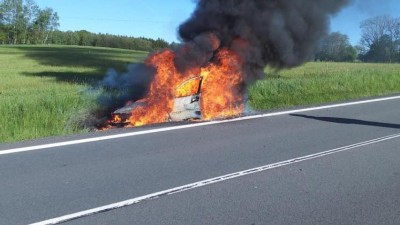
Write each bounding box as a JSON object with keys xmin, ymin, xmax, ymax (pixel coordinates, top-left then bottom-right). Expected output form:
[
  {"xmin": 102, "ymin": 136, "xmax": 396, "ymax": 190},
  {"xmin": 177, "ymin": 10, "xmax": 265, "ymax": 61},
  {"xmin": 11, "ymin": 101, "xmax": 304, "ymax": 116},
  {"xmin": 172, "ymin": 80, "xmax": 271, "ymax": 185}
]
[{"xmin": 1, "ymin": 95, "xmax": 400, "ymax": 225}]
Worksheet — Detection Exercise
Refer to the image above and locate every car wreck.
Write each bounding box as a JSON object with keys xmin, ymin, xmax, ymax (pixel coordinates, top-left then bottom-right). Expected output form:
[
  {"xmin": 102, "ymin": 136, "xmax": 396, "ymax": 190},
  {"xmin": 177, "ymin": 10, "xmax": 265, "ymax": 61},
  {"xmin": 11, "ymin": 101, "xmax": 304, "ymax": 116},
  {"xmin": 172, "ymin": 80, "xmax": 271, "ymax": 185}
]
[{"xmin": 110, "ymin": 75, "xmax": 203, "ymax": 126}]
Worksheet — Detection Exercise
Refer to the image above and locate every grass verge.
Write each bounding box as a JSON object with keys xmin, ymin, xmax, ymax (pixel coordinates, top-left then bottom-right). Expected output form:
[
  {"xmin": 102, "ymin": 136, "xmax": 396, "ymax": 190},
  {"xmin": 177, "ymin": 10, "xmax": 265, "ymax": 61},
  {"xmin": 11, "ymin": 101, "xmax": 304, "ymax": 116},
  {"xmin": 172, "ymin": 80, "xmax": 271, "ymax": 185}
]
[{"xmin": 249, "ymin": 62, "xmax": 400, "ymax": 110}]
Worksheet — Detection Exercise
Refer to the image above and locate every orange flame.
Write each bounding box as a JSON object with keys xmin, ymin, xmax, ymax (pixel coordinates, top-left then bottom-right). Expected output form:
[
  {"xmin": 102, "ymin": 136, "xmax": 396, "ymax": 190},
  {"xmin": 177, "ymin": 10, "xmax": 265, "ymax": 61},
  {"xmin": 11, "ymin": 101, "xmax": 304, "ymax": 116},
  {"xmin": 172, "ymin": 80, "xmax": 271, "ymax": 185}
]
[
  {"xmin": 129, "ymin": 49, "xmax": 181, "ymax": 126},
  {"xmin": 111, "ymin": 114, "xmax": 122, "ymax": 124},
  {"xmin": 122, "ymin": 48, "xmax": 244, "ymax": 127},
  {"xmin": 175, "ymin": 76, "xmax": 202, "ymax": 98},
  {"xmin": 200, "ymin": 49, "xmax": 244, "ymax": 120}
]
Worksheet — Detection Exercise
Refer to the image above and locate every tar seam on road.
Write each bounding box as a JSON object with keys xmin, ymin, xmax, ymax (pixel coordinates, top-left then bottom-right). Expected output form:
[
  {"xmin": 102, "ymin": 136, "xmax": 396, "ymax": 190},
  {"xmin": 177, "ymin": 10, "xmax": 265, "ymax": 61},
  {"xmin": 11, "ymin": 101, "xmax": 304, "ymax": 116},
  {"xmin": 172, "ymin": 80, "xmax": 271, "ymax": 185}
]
[
  {"xmin": 30, "ymin": 132, "xmax": 400, "ymax": 225},
  {"xmin": 2, "ymin": 95, "xmax": 400, "ymax": 156}
]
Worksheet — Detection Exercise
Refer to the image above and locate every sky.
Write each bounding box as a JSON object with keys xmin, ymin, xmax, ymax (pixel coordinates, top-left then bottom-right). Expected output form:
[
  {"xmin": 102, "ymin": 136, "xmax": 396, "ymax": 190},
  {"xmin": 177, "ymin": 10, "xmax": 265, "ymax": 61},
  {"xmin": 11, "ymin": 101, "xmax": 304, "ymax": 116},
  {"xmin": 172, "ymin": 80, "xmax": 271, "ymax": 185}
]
[{"xmin": 35, "ymin": 0, "xmax": 400, "ymax": 45}]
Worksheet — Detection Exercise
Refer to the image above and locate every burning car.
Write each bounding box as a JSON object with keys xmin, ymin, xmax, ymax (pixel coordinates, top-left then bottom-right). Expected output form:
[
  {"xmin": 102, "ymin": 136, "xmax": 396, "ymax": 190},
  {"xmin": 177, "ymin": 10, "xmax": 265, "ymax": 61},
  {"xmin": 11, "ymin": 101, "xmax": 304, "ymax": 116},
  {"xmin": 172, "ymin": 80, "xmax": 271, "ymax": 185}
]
[{"xmin": 110, "ymin": 75, "xmax": 203, "ymax": 126}]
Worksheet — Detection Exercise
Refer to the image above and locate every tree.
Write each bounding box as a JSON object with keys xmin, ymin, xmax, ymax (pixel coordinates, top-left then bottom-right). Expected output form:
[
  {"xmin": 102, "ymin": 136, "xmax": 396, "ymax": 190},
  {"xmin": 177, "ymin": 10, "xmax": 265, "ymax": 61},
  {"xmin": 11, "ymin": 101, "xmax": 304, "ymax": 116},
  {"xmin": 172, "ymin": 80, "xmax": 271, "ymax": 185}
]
[
  {"xmin": 152, "ymin": 38, "xmax": 169, "ymax": 49},
  {"xmin": 21, "ymin": 0, "xmax": 38, "ymax": 44},
  {"xmin": 0, "ymin": 0, "xmax": 24, "ymax": 44},
  {"xmin": 363, "ymin": 35, "xmax": 398, "ymax": 62},
  {"xmin": 315, "ymin": 32, "xmax": 356, "ymax": 62},
  {"xmin": 64, "ymin": 30, "xmax": 79, "ymax": 45},
  {"xmin": 360, "ymin": 15, "xmax": 400, "ymax": 50},
  {"xmin": 0, "ymin": 5, "xmax": 6, "ymax": 43},
  {"xmin": 77, "ymin": 30, "xmax": 93, "ymax": 46},
  {"xmin": 359, "ymin": 15, "xmax": 400, "ymax": 62},
  {"xmin": 0, "ymin": 25, "xmax": 7, "ymax": 44},
  {"xmin": 32, "ymin": 7, "xmax": 59, "ymax": 44},
  {"xmin": 48, "ymin": 10, "xmax": 59, "ymax": 42},
  {"xmin": 0, "ymin": 0, "xmax": 59, "ymax": 44}
]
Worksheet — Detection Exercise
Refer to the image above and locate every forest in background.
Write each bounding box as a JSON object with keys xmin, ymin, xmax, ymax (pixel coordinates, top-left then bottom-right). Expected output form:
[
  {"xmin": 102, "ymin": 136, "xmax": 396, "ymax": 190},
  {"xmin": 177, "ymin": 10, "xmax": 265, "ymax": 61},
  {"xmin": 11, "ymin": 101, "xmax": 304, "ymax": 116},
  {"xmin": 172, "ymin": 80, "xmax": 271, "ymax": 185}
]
[
  {"xmin": 1, "ymin": 0, "xmax": 399, "ymax": 61},
  {"xmin": 0, "ymin": 0, "xmax": 170, "ymax": 51}
]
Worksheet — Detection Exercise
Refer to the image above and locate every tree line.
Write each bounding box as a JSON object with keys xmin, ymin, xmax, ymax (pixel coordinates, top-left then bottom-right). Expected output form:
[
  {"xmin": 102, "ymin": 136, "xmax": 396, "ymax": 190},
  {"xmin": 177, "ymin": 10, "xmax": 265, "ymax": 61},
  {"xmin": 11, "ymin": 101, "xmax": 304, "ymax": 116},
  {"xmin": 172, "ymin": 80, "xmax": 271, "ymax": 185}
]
[
  {"xmin": 1, "ymin": 0, "xmax": 399, "ymax": 62},
  {"xmin": 315, "ymin": 15, "xmax": 400, "ymax": 63},
  {"xmin": 48, "ymin": 30, "xmax": 170, "ymax": 52},
  {"xmin": 0, "ymin": 0, "xmax": 170, "ymax": 51}
]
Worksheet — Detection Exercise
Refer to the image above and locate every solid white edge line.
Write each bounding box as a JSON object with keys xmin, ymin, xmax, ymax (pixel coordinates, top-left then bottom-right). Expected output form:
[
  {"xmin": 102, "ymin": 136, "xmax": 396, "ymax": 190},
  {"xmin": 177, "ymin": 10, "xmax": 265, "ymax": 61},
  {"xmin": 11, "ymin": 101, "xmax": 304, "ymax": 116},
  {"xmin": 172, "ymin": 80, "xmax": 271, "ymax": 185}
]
[
  {"xmin": 2, "ymin": 94, "xmax": 400, "ymax": 156},
  {"xmin": 30, "ymin": 132, "xmax": 400, "ymax": 225}
]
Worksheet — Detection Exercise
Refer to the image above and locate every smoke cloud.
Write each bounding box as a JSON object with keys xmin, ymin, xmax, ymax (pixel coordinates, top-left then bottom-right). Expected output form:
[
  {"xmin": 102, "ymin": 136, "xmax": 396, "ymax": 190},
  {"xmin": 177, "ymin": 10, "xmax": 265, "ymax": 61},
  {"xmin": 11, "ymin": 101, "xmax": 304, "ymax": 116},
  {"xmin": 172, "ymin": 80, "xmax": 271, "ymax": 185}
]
[
  {"xmin": 80, "ymin": 63, "xmax": 155, "ymax": 129},
  {"xmin": 179, "ymin": 0, "xmax": 351, "ymax": 81}
]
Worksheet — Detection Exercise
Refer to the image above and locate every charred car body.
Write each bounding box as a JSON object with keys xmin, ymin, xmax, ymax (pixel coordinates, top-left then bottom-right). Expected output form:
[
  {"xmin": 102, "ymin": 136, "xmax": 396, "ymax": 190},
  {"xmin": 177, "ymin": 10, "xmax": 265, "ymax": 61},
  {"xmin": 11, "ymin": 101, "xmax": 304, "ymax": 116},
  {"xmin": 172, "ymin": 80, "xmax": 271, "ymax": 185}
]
[{"xmin": 110, "ymin": 76, "xmax": 203, "ymax": 126}]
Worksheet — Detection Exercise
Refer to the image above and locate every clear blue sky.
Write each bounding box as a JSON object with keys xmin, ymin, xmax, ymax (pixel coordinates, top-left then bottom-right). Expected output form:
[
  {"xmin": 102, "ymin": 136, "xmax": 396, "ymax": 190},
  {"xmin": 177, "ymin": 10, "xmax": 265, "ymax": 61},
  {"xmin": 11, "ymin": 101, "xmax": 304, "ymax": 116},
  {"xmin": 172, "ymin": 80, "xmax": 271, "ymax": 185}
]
[{"xmin": 35, "ymin": 0, "xmax": 400, "ymax": 45}]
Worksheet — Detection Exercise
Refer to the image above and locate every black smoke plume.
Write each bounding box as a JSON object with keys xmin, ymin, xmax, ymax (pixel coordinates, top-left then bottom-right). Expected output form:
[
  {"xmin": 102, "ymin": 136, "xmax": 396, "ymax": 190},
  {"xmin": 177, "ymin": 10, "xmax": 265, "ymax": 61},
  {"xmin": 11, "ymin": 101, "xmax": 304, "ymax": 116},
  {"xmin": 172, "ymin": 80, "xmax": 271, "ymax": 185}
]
[{"xmin": 179, "ymin": 0, "xmax": 351, "ymax": 81}]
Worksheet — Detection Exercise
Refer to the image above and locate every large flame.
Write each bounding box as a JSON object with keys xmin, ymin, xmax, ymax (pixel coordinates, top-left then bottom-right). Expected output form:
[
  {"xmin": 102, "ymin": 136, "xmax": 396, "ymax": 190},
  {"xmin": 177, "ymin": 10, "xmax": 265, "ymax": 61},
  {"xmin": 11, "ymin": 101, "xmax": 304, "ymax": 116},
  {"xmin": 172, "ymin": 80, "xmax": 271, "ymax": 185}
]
[
  {"xmin": 128, "ymin": 49, "xmax": 180, "ymax": 126},
  {"xmin": 200, "ymin": 49, "xmax": 244, "ymax": 120},
  {"xmin": 120, "ymin": 48, "xmax": 244, "ymax": 127}
]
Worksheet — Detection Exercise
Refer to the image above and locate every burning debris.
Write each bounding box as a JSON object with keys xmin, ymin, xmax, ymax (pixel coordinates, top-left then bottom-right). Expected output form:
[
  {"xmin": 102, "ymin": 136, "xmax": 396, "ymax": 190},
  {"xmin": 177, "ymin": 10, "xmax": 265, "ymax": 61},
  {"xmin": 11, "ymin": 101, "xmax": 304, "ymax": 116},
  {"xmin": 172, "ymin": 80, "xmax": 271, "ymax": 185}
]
[{"xmin": 92, "ymin": 0, "xmax": 350, "ymax": 129}]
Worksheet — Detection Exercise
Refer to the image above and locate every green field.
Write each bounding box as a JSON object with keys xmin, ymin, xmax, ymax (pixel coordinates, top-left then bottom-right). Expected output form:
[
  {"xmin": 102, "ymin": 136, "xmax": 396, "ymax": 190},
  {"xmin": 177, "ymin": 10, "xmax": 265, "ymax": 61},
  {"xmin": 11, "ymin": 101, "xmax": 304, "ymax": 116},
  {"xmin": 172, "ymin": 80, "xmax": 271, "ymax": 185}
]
[
  {"xmin": 249, "ymin": 62, "xmax": 400, "ymax": 110},
  {"xmin": 0, "ymin": 45, "xmax": 147, "ymax": 143},
  {"xmin": 1, "ymin": 45, "xmax": 400, "ymax": 143}
]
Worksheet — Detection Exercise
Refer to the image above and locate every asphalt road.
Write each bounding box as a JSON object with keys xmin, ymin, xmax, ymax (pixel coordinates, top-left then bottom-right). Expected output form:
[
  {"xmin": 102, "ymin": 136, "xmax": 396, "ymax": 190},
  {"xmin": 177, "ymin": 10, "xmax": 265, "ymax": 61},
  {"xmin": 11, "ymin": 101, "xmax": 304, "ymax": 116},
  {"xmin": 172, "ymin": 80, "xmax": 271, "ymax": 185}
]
[{"xmin": 1, "ymin": 96, "xmax": 400, "ymax": 225}]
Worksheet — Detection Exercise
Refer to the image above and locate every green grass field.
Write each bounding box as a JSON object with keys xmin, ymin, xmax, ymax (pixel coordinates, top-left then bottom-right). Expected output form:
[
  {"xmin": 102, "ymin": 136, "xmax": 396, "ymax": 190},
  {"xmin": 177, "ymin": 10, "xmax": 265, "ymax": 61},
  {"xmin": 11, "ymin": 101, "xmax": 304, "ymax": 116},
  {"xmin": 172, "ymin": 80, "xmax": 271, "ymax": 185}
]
[
  {"xmin": 249, "ymin": 62, "xmax": 400, "ymax": 110},
  {"xmin": 1, "ymin": 45, "xmax": 400, "ymax": 143},
  {"xmin": 0, "ymin": 45, "xmax": 147, "ymax": 143}
]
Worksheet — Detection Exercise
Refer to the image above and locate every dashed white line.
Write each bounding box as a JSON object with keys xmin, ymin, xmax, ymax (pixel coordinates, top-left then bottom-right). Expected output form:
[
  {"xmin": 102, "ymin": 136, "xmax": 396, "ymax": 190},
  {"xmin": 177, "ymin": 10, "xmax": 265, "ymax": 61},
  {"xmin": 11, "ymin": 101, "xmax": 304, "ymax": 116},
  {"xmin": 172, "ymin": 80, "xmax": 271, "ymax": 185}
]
[
  {"xmin": 30, "ymin": 132, "xmax": 400, "ymax": 225},
  {"xmin": 2, "ymin": 95, "xmax": 400, "ymax": 156}
]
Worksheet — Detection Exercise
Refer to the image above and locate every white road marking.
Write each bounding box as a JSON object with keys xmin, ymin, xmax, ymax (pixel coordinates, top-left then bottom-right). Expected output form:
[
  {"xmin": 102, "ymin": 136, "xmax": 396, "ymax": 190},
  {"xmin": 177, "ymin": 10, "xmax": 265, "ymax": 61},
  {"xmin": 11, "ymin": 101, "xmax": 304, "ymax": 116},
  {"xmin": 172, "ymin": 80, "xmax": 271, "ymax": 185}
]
[
  {"xmin": 2, "ymin": 95, "xmax": 400, "ymax": 156},
  {"xmin": 30, "ymin": 132, "xmax": 400, "ymax": 225}
]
